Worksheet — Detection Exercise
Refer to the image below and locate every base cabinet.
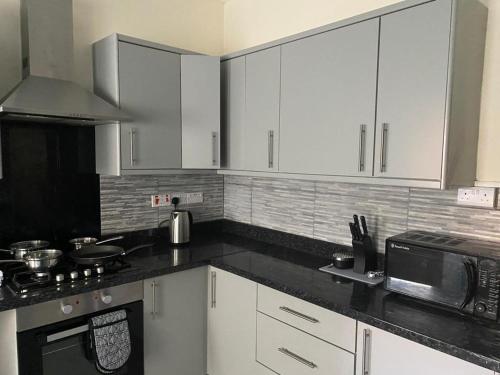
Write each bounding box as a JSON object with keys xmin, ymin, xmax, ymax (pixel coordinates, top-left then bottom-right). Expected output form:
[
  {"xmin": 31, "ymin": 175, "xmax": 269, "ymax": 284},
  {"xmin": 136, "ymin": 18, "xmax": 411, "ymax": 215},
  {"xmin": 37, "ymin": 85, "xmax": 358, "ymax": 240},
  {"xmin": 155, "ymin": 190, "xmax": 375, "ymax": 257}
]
[
  {"xmin": 356, "ymin": 322, "xmax": 493, "ymax": 375},
  {"xmin": 143, "ymin": 268, "xmax": 207, "ymax": 375},
  {"xmin": 206, "ymin": 267, "xmax": 273, "ymax": 375}
]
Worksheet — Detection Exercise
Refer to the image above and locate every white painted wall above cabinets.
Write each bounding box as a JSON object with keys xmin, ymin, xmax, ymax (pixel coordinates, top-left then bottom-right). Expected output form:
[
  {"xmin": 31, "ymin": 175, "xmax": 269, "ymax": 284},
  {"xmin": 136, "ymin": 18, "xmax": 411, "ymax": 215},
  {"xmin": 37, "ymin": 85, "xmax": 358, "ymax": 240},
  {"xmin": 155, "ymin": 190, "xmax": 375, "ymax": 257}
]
[{"xmin": 220, "ymin": 0, "xmax": 487, "ymax": 189}]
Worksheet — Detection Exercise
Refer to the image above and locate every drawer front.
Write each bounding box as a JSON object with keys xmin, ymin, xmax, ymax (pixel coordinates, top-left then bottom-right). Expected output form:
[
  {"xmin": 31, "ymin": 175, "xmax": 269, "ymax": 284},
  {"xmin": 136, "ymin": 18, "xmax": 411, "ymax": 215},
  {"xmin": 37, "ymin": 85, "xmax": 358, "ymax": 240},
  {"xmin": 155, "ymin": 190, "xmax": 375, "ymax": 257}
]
[
  {"xmin": 258, "ymin": 285, "xmax": 356, "ymax": 352},
  {"xmin": 257, "ymin": 312, "xmax": 354, "ymax": 375}
]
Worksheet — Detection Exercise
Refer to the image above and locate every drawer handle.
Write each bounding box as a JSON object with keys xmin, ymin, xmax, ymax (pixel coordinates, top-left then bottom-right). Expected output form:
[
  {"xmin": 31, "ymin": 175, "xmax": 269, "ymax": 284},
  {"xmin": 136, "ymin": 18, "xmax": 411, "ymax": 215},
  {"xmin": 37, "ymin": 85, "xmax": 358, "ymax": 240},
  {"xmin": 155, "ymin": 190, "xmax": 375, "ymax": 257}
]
[
  {"xmin": 362, "ymin": 328, "xmax": 372, "ymax": 375},
  {"xmin": 278, "ymin": 347, "xmax": 317, "ymax": 369},
  {"xmin": 279, "ymin": 306, "xmax": 319, "ymax": 323}
]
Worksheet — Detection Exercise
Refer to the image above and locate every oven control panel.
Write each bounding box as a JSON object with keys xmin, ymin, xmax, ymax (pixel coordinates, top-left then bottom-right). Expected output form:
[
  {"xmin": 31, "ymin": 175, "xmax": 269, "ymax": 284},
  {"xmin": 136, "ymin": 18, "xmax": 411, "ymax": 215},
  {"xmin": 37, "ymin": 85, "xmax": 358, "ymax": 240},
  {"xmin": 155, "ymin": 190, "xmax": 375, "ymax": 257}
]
[{"xmin": 474, "ymin": 258, "xmax": 500, "ymax": 321}]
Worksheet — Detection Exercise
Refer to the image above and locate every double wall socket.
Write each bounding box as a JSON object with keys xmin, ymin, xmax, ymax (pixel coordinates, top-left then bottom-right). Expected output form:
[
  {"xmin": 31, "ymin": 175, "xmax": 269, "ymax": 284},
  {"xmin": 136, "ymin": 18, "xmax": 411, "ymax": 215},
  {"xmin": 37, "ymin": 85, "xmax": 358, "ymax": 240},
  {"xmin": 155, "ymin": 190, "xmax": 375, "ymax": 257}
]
[
  {"xmin": 151, "ymin": 192, "xmax": 204, "ymax": 208},
  {"xmin": 457, "ymin": 187, "xmax": 497, "ymax": 208}
]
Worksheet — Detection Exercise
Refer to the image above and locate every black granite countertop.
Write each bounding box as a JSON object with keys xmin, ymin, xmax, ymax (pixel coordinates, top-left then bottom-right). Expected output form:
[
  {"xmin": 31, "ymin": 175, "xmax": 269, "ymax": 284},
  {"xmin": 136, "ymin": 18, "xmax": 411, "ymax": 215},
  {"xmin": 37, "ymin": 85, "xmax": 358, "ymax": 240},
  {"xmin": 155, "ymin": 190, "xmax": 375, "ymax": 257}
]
[{"xmin": 1, "ymin": 221, "xmax": 500, "ymax": 371}]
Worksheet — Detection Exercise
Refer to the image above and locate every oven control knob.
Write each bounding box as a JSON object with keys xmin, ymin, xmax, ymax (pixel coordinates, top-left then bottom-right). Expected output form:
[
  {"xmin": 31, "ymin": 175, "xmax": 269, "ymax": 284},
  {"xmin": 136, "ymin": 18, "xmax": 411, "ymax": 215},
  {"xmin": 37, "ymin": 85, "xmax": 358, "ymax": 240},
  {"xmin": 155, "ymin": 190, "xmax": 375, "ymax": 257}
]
[
  {"xmin": 475, "ymin": 302, "xmax": 487, "ymax": 314},
  {"xmin": 96, "ymin": 266, "xmax": 105, "ymax": 275},
  {"xmin": 83, "ymin": 269, "xmax": 92, "ymax": 278},
  {"xmin": 101, "ymin": 294, "xmax": 112, "ymax": 305},
  {"xmin": 55, "ymin": 274, "xmax": 65, "ymax": 283},
  {"xmin": 61, "ymin": 303, "xmax": 73, "ymax": 315},
  {"xmin": 70, "ymin": 271, "xmax": 79, "ymax": 280}
]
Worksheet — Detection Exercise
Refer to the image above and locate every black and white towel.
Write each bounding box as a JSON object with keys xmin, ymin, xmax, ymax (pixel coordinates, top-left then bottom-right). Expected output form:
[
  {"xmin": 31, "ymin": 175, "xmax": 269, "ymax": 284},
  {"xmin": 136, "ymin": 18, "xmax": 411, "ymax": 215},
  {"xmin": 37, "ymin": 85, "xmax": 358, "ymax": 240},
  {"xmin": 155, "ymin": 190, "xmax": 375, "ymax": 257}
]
[{"xmin": 89, "ymin": 309, "xmax": 131, "ymax": 374}]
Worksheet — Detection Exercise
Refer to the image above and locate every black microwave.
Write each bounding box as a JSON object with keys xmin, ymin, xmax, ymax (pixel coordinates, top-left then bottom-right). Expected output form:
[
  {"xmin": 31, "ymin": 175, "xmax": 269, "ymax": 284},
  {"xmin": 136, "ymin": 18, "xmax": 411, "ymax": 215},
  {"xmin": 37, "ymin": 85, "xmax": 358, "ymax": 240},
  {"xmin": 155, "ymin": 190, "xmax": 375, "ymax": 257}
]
[{"xmin": 385, "ymin": 231, "xmax": 500, "ymax": 321}]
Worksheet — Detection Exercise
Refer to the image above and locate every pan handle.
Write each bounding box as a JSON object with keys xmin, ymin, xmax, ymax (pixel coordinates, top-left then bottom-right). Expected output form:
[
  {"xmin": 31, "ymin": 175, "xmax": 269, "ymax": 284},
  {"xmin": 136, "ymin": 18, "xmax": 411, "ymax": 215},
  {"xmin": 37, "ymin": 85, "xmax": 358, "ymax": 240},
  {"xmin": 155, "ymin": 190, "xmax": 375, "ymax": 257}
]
[
  {"xmin": 0, "ymin": 249, "xmax": 14, "ymax": 255},
  {"xmin": 95, "ymin": 235, "xmax": 125, "ymax": 246},
  {"xmin": 0, "ymin": 260, "xmax": 24, "ymax": 264},
  {"xmin": 122, "ymin": 244, "xmax": 155, "ymax": 256}
]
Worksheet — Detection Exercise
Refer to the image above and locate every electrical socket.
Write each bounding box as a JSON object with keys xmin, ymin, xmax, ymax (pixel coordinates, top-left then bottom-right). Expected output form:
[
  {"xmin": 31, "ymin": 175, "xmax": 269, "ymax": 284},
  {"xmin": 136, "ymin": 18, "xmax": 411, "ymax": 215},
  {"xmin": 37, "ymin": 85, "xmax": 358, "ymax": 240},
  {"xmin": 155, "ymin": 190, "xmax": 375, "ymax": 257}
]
[
  {"xmin": 457, "ymin": 187, "xmax": 497, "ymax": 208},
  {"xmin": 187, "ymin": 192, "xmax": 204, "ymax": 204},
  {"xmin": 167, "ymin": 192, "xmax": 204, "ymax": 206},
  {"xmin": 151, "ymin": 194, "xmax": 171, "ymax": 207}
]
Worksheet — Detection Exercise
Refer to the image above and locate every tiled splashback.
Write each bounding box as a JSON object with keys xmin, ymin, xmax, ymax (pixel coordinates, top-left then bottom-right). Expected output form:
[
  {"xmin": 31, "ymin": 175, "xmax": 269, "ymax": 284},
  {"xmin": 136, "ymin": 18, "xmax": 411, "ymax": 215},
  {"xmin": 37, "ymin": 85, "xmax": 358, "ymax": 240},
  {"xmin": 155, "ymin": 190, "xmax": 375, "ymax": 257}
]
[
  {"xmin": 224, "ymin": 175, "xmax": 500, "ymax": 252},
  {"xmin": 100, "ymin": 174, "xmax": 223, "ymax": 234}
]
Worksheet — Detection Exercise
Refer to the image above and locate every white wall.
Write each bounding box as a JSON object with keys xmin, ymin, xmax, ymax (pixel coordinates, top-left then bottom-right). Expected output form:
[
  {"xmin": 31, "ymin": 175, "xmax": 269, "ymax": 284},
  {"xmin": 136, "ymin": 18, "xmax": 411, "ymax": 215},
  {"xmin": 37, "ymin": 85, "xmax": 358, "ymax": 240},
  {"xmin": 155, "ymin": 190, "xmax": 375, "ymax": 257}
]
[
  {"xmin": 223, "ymin": 0, "xmax": 500, "ymax": 184},
  {"xmin": 73, "ymin": 0, "xmax": 224, "ymax": 90}
]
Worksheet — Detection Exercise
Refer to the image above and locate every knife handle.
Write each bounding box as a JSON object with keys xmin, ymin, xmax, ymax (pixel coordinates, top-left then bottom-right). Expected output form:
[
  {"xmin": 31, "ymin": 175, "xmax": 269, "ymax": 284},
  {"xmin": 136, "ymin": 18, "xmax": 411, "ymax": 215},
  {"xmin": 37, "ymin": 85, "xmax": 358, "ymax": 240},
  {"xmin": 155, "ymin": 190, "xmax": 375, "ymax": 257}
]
[
  {"xmin": 353, "ymin": 215, "xmax": 362, "ymax": 238},
  {"xmin": 360, "ymin": 216, "xmax": 368, "ymax": 236},
  {"xmin": 349, "ymin": 223, "xmax": 358, "ymax": 241}
]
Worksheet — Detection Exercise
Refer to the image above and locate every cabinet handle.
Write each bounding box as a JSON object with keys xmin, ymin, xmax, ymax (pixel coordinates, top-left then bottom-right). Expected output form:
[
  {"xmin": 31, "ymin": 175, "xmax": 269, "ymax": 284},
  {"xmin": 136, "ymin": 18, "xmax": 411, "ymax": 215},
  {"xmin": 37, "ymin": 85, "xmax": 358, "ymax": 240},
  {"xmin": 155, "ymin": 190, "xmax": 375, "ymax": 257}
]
[
  {"xmin": 268, "ymin": 130, "xmax": 274, "ymax": 169},
  {"xmin": 380, "ymin": 123, "xmax": 389, "ymax": 173},
  {"xmin": 212, "ymin": 132, "xmax": 218, "ymax": 166},
  {"xmin": 362, "ymin": 328, "xmax": 371, "ymax": 375},
  {"xmin": 130, "ymin": 128, "xmax": 137, "ymax": 167},
  {"xmin": 278, "ymin": 347, "xmax": 317, "ymax": 369},
  {"xmin": 279, "ymin": 306, "xmax": 319, "ymax": 323},
  {"xmin": 359, "ymin": 124, "xmax": 367, "ymax": 172},
  {"xmin": 210, "ymin": 271, "xmax": 216, "ymax": 308},
  {"xmin": 151, "ymin": 281, "xmax": 157, "ymax": 319}
]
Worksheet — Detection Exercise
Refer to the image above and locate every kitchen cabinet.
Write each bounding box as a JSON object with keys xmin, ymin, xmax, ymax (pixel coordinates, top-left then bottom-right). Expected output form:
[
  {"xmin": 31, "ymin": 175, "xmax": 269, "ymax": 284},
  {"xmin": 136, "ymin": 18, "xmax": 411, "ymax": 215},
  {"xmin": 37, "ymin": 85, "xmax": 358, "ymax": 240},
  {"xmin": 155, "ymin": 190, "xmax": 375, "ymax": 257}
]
[
  {"xmin": 206, "ymin": 267, "xmax": 272, "ymax": 375},
  {"xmin": 356, "ymin": 322, "xmax": 493, "ymax": 375},
  {"xmin": 143, "ymin": 268, "xmax": 207, "ymax": 375},
  {"xmin": 279, "ymin": 18, "xmax": 379, "ymax": 176},
  {"xmin": 0, "ymin": 309, "xmax": 18, "ymax": 375},
  {"xmin": 221, "ymin": 47, "xmax": 281, "ymax": 172},
  {"xmin": 93, "ymin": 34, "xmax": 220, "ymax": 175}
]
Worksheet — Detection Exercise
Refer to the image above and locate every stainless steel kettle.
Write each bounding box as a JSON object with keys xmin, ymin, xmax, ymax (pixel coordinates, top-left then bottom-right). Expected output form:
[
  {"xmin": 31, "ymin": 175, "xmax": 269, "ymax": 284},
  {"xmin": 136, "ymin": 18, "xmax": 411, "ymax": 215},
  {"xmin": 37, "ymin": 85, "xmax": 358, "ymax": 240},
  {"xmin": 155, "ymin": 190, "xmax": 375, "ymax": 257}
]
[{"xmin": 167, "ymin": 197, "xmax": 193, "ymax": 244}]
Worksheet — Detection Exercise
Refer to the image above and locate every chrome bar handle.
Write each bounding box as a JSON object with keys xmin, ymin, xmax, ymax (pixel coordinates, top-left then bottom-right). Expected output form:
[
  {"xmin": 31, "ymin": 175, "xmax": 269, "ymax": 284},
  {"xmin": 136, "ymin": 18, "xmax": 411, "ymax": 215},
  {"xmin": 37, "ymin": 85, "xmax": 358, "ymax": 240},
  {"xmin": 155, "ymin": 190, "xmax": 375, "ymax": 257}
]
[
  {"xmin": 130, "ymin": 128, "xmax": 137, "ymax": 167},
  {"xmin": 359, "ymin": 124, "xmax": 367, "ymax": 172},
  {"xmin": 211, "ymin": 271, "xmax": 216, "ymax": 308},
  {"xmin": 279, "ymin": 306, "xmax": 319, "ymax": 323},
  {"xmin": 380, "ymin": 123, "xmax": 389, "ymax": 173},
  {"xmin": 47, "ymin": 324, "xmax": 89, "ymax": 343},
  {"xmin": 362, "ymin": 328, "xmax": 372, "ymax": 375},
  {"xmin": 151, "ymin": 281, "xmax": 157, "ymax": 318},
  {"xmin": 268, "ymin": 130, "xmax": 274, "ymax": 169},
  {"xmin": 278, "ymin": 347, "xmax": 317, "ymax": 369},
  {"xmin": 212, "ymin": 132, "xmax": 218, "ymax": 166}
]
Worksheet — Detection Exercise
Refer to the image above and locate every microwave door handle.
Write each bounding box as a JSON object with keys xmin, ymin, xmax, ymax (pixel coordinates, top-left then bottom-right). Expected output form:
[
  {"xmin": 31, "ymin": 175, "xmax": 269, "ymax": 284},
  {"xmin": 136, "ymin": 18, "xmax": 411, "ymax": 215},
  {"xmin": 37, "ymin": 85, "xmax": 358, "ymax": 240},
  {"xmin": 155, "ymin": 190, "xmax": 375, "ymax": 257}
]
[{"xmin": 461, "ymin": 259, "xmax": 477, "ymax": 310}]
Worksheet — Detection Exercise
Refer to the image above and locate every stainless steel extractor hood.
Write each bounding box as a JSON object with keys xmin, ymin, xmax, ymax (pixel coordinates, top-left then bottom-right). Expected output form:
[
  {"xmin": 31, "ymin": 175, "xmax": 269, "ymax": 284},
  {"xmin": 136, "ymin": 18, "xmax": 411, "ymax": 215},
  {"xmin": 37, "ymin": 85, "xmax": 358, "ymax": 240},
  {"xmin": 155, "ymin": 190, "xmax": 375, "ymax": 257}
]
[{"xmin": 0, "ymin": 0, "xmax": 130, "ymax": 125}]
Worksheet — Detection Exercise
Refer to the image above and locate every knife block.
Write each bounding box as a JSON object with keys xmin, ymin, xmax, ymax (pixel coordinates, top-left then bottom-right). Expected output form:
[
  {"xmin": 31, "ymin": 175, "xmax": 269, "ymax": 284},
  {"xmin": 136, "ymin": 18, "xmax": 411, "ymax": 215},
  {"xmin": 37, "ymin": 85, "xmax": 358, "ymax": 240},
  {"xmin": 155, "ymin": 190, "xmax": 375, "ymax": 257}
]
[{"xmin": 352, "ymin": 236, "xmax": 377, "ymax": 274}]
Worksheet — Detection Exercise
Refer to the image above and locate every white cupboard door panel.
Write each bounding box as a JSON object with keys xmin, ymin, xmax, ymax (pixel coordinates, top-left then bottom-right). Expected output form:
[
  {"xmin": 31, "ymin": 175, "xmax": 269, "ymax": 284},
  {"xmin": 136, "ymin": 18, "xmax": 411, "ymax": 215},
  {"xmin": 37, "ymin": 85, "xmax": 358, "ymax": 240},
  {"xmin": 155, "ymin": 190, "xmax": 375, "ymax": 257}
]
[
  {"xmin": 356, "ymin": 322, "xmax": 492, "ymax": 375},
  {"xmin": 245, "ymin": 47, "xmax": 281, "ymax": 172},
  {"xmin": 258, "ymin": 284, "xmax": 356, "ymax": 352},
  {"xmin": 280, "ymin": 19, "xmax": 379, "ymax": 176},
  {"xmin": 374, "ymin": 0, "xmax": 452, "ymax": 180},
  {"xmin": 118, "ymin": 41, "xmax": 181, "ymax": 170},
  {"xmin": 181, "ymin": 55, "xmax": 220, "ymax": 169},
  {"xmin": 257, "ymin": 313, "xmax": 354, "ymax": 375},
  {"xmin": 221, "ymin": 57, "xmax": 246, "ymax": 170},
  {"xmin": 207, "ymin": 267, "xmax": 260, "ymax": 375},
  {"xmin": 143, "ymin": 268, "xmax": 207, "ymax": 375}
]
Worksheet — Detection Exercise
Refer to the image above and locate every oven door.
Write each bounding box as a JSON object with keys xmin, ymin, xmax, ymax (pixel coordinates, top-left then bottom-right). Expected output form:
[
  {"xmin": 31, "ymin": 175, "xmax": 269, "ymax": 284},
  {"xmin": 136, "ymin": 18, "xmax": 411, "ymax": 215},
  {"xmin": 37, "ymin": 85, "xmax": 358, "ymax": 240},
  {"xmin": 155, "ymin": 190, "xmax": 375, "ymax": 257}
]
[
  {"xmin": 17, "ymin": 301, "xmax": 143, "ymax": 375},
  {"xmin": 385, "ymin": 244, "xmax": 477, "ymax": 310}
]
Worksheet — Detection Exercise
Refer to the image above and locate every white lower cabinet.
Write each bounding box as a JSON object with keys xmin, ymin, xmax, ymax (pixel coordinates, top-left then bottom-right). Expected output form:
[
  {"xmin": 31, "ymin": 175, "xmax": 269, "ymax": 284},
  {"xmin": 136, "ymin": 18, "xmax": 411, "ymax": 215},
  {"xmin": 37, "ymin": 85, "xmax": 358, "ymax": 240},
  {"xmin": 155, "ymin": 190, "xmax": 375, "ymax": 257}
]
[
  {"xmin": 206, "ymin": 266, "xmax": 273, "ymax": 375},
  {"xmin": 356, "ymin": 322, "xmax": 493, "ymax": 375},
  {"xmin": 143, "ymin": 268, "xmax": 207, "ymax": 375}
]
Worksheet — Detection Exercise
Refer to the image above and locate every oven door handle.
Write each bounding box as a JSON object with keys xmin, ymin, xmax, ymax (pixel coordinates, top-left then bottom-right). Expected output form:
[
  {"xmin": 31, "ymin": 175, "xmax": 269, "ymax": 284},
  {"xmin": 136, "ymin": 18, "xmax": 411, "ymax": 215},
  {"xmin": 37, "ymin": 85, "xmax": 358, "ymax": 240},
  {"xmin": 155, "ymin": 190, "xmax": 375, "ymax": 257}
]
[
  {"xmin": 46, "ymin": 324, "xmax": 89, "ymax": 343},
  {"xmin": 461, "ymin": 259, "xmax": 477, "ymax": 310}
]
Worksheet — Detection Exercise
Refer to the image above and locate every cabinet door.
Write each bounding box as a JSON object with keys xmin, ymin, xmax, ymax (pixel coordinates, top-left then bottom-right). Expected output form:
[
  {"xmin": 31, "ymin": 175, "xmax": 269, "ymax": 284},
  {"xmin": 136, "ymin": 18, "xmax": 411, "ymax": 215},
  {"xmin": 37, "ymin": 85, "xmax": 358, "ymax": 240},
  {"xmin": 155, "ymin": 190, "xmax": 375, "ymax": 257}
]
[
  {"xmin": 244, "ymin": 47, "xmax": 281, "ymax": 172},
  {"xmin": 221, "ymin": 57, "xmax": 246, "ymax": 170},
  {"xmin": 144, "ymin": 268, "xmax": 207, "ymax": 375},
  {"xmin": 181, "ymin": 55, "xmax": 220, "ymax": 169},
  {"xmin": 280, "ymin": 19, "xmax": 379, "ymax": 176},
  {"xmin": 374, "ymin": 0, "xmax": 452, "ymax": 180},
  {"xmin": 356, "ymin": 322, "xmax": 492, "ymax": 375},
  {"xmin": 207, "ymin": 267, "xmax": 270, "ymax": 375},
  {"xmin": 118, "ymin": 41, "xmax": 181, "ymax": 170}
]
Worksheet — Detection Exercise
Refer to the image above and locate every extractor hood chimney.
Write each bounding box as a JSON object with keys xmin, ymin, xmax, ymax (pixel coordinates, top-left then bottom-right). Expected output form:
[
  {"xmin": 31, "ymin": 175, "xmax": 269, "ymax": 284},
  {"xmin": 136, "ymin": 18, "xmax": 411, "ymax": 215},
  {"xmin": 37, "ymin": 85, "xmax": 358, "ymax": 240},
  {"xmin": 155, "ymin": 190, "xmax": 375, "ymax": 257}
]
[{"xmin": 0, "ymin": 0, "xmax": 129, "ymax": 125}]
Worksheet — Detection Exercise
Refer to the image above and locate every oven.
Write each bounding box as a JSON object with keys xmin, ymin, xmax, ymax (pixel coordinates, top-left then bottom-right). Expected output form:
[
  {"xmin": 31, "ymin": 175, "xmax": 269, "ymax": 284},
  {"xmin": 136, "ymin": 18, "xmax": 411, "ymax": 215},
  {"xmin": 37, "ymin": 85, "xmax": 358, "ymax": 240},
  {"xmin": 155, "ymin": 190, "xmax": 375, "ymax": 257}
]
[{"xmin": 16, "ymin": 281, "xmax": 144, "ymax": 374}]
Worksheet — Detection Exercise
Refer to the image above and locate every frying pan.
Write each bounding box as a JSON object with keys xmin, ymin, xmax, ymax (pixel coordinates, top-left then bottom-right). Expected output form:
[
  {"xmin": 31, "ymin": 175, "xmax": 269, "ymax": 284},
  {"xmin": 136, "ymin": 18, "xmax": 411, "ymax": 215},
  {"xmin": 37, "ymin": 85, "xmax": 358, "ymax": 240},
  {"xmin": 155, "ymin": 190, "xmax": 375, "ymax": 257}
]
[{"xmin": 69, "ymin": 243, "xmax": 154, "ymax": 266}]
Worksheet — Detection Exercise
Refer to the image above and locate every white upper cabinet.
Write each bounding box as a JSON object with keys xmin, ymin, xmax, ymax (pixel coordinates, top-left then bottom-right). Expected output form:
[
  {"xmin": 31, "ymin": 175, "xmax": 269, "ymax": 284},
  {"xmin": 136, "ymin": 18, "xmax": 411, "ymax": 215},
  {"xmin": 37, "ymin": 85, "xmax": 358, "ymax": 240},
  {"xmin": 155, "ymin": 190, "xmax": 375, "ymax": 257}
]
[
  {"xmin": 279, "ymin": 19, "xmax": 379, "ymax": 176},
  {"xmin": 221, "ymin": 47, "xmax": 281, "ymax": 172},
  {"xmin": 374, "ymin": 0, "xmax": 452, "ymax": 181},
  {"xmin": 93, "ymin": 34, "xmax": 220, "ymax": 175}
]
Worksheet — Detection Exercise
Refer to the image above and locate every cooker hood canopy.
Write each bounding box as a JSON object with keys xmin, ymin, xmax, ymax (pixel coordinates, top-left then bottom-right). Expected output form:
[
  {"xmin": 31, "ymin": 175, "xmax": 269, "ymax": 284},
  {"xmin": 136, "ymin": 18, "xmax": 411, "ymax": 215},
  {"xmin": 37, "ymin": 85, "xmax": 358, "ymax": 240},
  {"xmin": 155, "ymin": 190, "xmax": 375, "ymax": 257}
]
[{"xmin": 0, "ymin": 0, "xmax": 129, "ymax": 125}]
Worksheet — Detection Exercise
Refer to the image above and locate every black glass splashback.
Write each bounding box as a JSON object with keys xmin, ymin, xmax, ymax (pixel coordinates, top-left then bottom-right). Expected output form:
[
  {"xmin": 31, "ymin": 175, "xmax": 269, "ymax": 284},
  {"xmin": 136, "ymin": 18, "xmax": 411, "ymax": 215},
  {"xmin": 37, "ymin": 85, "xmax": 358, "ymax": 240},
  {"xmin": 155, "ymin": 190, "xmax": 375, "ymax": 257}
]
[{"xmin": 0, "ymin": 121, "xmax": 100, "ymax": 246}]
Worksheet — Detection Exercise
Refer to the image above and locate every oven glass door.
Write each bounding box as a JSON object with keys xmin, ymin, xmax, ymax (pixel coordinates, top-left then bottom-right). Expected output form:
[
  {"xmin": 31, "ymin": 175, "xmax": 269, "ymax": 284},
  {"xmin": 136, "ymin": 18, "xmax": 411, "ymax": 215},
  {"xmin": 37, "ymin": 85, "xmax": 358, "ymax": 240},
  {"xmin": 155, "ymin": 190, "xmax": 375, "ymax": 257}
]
[
  {"xmin": 17, "ymin": 301, "xmax": 143, "ymax": 375},
  {"xmin": 386, "ymin": 245, "xmax": 476, "ymax": 309}
]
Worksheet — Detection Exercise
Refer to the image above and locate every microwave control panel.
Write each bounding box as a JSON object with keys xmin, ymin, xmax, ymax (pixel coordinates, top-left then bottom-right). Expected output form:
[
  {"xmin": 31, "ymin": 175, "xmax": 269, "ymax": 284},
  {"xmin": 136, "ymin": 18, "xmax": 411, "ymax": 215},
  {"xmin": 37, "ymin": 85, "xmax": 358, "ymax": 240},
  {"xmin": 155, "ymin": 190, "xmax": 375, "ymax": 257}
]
[{"xmin": 474, "ymin": 258, "xmax": 500, "ymax": 321}]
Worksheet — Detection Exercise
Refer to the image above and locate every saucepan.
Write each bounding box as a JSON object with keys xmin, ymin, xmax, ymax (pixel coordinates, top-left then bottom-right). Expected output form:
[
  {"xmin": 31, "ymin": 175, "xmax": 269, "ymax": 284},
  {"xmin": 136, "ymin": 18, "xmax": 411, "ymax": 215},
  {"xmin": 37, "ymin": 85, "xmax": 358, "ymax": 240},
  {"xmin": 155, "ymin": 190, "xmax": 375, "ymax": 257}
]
[
  {"xmin": 0, "ymin": 240, "xmax": 50, "ymax": 259},
  {"xmin": 69, "ymin": 235, "xmax": 124, "ymax": 251},
  {"xmin": 0, "ymin": 249, "xmax": 63, "ymax": 276}
]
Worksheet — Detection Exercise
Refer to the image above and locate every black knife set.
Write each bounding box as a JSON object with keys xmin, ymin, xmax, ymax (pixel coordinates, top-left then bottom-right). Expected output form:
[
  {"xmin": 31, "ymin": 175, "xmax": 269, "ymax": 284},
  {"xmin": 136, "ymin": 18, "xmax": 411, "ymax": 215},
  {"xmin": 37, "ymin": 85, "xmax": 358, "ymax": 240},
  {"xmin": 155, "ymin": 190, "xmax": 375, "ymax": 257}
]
[{"xmin": 349, "ymin": 215, "xmax": 377, "ymax": 274}]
